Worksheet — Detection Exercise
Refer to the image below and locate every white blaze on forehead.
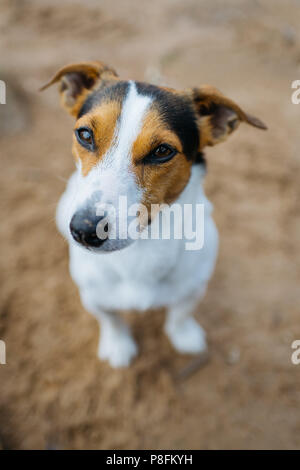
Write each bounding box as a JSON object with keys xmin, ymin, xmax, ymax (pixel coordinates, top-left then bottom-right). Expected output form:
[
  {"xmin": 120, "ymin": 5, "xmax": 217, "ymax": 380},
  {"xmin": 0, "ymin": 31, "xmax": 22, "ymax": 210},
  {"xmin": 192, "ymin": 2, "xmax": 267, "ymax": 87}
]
[
  {"xmin": 74, "ymin": 81, "xmax": 152, "ymax": 209},
  {"xmin": 93, "ymin": 81, "xmax": 152, "ymax": 202},
  {"xmin": 103, "ymin": 80, "xmax": 152, "ymax": 168}
]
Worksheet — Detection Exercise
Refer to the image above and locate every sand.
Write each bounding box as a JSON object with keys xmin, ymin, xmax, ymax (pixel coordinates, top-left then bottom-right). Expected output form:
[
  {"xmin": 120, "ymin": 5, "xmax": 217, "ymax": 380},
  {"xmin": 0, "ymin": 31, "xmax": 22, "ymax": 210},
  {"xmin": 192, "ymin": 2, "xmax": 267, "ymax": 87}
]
[{"xmin": 0, "ymin": 0, "xmax": 300, "ymax": 449}]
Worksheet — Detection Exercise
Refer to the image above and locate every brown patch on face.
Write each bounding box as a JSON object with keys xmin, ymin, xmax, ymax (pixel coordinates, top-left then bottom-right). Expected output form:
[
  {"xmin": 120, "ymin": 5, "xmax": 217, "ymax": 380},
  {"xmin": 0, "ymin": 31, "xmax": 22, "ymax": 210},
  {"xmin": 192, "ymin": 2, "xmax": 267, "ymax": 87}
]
[
  {"xmin": 131, "ymin": 109, "xmax": 192, "ymax": 219},
  {"xmin": 73, "ymin": 100, "xmax": 121, "ymax": 176}
]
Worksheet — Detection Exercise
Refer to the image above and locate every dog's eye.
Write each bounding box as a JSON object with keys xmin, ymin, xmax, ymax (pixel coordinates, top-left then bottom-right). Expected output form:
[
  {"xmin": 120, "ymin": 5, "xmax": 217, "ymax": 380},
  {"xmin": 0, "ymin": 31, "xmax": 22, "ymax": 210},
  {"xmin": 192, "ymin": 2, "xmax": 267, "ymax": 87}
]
[
  {"xmin": 75, "ymin": 127, "xmax": 94, "ymax": 150},
  {"xmin": 144, "ymin": 144, "xmax": 177, "ymax": 164},
  {"xmin": 154, "ymin": 145, "xmax": 173, "ymax": 158}
]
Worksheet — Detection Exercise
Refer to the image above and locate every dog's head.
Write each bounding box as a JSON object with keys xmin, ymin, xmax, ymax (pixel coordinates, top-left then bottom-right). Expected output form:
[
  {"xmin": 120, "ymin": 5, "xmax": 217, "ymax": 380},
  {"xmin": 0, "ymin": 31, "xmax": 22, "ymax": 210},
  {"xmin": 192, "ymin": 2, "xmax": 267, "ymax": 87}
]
[{"xmin": 41, "ymin": 61, "xmax": 266, "ymax": 252}]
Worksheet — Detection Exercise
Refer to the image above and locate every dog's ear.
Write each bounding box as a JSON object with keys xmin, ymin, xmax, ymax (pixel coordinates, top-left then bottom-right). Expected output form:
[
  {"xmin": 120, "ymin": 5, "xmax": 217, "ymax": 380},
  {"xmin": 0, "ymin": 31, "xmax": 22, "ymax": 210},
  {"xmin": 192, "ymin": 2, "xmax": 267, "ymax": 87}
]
[
  {"xmin": 190, "ymin": 85, "xmax": 267, "ymax": 148},
  {"xmin": 40, "ymin": 61, "xmax": 118, "ymax": 116}
]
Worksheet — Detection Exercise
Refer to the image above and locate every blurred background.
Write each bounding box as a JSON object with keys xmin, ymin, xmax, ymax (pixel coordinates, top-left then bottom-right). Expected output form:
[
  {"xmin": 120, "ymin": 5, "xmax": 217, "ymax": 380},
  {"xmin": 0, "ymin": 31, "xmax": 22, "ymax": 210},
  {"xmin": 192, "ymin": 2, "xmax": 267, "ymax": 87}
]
[{"xmin": 0, "ymin": 0, "xmax": 300, "ymax": 450}]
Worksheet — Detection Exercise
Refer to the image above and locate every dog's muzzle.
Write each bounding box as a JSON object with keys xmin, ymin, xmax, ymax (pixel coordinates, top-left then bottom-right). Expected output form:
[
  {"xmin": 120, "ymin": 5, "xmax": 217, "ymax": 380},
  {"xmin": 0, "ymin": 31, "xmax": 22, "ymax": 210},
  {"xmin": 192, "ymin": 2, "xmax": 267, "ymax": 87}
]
[{"xmin": 70, "ymin": 206, "xmax": 108, "ymax": 248}]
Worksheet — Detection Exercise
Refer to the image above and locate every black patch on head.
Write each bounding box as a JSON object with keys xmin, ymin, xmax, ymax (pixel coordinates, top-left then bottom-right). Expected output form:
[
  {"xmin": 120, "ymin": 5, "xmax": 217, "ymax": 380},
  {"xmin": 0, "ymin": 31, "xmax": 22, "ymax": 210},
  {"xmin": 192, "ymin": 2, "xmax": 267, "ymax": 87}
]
[
  {"xmin": 78, "ymin": 81, "xmax": 129, "ymax": 118},
  {"xmin": 78, "ymin": 80, "xmax": 202, "ymax": 165},
  {"xmin": 194, "ymin": 151, "xmax": 206, "ymax": 168},
  {"xmin": 135, "ymin": 82, "xmax": 199, "ymax": 161}
]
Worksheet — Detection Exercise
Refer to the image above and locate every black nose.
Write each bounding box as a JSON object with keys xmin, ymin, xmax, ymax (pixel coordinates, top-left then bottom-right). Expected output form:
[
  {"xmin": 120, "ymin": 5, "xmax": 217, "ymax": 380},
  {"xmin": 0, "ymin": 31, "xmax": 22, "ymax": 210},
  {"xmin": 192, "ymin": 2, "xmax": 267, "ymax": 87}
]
[{"xmin": 70, "ymin": 209, "xmax": 108, "ymax": 248}]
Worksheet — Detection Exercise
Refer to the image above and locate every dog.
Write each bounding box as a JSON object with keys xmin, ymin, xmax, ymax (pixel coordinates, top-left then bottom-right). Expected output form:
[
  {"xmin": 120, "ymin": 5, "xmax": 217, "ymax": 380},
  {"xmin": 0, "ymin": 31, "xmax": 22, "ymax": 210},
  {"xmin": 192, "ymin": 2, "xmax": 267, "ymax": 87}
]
[{"xmin": 41, "ymin": 61, "xmax": 266, "ymax": 367}]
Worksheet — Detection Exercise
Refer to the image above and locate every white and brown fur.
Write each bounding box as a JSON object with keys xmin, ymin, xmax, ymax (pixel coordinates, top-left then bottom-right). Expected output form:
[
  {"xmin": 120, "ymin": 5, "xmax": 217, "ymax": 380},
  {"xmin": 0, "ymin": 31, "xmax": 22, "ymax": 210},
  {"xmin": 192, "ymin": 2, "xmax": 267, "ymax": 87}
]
[{"xmin": 41, "ymin": 61, "xmax": 266, "ymax": 367}]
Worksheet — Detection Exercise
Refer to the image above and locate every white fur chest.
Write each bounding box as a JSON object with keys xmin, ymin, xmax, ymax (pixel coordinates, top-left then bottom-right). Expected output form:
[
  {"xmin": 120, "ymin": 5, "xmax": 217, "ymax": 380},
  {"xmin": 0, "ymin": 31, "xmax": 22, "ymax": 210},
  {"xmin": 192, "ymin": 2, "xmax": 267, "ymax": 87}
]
[{"xmin": 57, "ymin": 166, "xmax": 219, "ymax": 312}]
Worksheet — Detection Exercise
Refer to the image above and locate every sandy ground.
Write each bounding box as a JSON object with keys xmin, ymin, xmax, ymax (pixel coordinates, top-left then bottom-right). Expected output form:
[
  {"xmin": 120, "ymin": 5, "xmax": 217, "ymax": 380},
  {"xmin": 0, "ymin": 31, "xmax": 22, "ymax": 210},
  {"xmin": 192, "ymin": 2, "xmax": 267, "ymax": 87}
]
[{"xmin": 0, "ymin": 0, "xmax": 300, "ymax": 450}]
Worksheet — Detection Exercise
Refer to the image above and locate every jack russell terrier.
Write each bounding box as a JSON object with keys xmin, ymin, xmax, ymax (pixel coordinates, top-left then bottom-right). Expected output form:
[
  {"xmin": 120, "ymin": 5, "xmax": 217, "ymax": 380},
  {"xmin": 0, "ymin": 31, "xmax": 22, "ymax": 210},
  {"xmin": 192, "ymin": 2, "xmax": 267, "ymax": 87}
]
[{"xmin": 41, "ymin": 61, "xmax": 266, "ymax": 367}]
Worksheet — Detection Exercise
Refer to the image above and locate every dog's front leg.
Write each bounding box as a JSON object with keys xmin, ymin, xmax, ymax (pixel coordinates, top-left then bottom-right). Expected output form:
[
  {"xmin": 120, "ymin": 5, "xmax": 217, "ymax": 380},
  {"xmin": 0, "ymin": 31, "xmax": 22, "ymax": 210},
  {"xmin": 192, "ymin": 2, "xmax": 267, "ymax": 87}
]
[
  {"xmin": 164, "ymin": 295, "xmax": 207, "ymax": 354},
  {"xmin": 96, "ymin": 310, "xmax": 138, "ymax": 368},
  {"xmin": 80, "ymin": 290, "xmax": 138, "ymax": 368}
]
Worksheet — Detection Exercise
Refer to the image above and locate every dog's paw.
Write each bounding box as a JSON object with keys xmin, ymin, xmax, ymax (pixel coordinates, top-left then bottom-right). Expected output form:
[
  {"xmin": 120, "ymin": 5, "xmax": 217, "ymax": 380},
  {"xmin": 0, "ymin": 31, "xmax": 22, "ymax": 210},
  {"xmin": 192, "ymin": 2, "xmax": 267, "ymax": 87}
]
[
  {"xmin": 98, "ymin": 328, "xmax": 138, "ymax": 368},
  {"xmin": 165, "ymin": 317, "xmax": 207, "ymax": 354}
]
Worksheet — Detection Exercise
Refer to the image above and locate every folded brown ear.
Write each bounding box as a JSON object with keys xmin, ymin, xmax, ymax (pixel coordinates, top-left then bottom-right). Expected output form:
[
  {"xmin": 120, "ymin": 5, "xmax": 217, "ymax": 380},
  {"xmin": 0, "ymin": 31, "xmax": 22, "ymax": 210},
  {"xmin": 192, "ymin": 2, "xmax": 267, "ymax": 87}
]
[
  {"xmin": 191, "ymin": 85, "xmax": 267, "ymax": 147},
  {"xmin": 40, "ymin": 61, "xmax": 118, "ymax": 117}
]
